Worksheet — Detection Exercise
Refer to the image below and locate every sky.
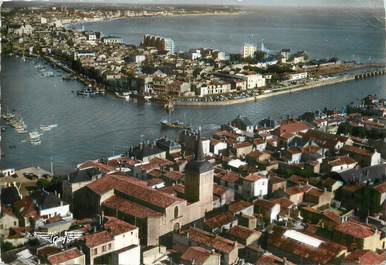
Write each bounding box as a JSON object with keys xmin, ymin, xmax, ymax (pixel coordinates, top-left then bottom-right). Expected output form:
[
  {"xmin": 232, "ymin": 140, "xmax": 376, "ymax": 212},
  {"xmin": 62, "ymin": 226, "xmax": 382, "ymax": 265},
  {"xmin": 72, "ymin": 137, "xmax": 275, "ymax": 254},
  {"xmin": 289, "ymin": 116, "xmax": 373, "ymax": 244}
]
[
  {"xmin": 1, "ymin": 0, "xmax": 384, "ymax": 10},
  {"xmin": 5, "ymin": 0, "xmax": 383, "ymax": 9},
  {"xmin": 70, "ymin": 0, "xmax": 384, "ymax": 8}
]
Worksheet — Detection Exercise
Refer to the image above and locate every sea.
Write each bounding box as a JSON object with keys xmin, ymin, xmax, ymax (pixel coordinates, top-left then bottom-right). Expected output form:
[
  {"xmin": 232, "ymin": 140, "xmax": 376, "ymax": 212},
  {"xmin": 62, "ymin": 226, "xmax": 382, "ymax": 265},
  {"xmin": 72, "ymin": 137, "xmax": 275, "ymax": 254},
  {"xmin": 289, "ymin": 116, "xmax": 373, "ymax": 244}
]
[{"xmin": 1, "ymin": 7, "xmax": 385, "ymax": 174}]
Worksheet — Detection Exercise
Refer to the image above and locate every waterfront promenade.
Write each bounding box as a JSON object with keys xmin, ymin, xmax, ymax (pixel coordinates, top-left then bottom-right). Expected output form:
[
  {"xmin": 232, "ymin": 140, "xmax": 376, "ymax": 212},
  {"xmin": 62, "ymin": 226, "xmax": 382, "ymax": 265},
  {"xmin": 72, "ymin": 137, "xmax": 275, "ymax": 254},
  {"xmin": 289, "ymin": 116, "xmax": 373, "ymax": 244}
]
[{"xmin": 175, "ymin": 68, "xmax": 385, "ymax": 107}]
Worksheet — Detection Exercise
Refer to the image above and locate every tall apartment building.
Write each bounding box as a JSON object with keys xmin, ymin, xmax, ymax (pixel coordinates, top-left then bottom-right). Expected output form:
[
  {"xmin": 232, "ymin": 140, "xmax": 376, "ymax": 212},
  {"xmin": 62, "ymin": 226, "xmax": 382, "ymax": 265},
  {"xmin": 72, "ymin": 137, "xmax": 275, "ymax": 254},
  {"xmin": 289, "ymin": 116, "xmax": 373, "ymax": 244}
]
[{"xmin": 242, "ymin": 43, "xmax": 257, "ymax": 58}]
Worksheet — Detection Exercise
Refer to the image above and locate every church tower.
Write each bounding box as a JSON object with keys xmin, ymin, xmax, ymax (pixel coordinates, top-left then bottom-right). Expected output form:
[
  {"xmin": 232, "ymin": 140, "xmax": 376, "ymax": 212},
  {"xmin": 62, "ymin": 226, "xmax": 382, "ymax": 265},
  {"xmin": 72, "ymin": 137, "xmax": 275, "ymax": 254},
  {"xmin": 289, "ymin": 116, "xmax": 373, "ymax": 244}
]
[{"xmin": 184, "ymin": 133, "xmax": 213, "ymax": 208}]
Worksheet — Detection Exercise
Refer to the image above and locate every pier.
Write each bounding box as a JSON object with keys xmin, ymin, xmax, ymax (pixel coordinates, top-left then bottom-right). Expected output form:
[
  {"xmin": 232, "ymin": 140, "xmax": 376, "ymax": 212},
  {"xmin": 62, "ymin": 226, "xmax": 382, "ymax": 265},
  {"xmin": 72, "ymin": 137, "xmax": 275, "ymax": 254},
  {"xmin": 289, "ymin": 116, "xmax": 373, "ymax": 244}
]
[{"xmin": 355, "ymin": 69, "xmax": 386, "ymax": 80}]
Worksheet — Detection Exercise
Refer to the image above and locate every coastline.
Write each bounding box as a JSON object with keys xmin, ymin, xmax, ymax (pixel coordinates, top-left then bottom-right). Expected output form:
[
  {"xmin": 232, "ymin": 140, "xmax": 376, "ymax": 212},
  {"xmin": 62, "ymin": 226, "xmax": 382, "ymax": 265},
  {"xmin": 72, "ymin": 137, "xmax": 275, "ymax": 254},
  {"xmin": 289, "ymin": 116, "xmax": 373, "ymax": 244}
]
[
  {"xmin": 63, "ymin": 11, "xmax": 243, "ymax": 27},
  {"xmin": 35, "ymin": 53, "xmax": 383, "ymax": 108},
  {"xmin": 174, "ymin": 75, "xmax": 357, "ymax": 107}
]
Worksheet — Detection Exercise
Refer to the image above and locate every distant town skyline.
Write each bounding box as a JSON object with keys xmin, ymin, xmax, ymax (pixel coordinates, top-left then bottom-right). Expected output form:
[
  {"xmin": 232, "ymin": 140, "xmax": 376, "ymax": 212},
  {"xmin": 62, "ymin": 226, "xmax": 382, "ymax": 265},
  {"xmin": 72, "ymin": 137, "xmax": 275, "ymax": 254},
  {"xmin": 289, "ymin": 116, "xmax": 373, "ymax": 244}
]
[
  {"xmin": 5, "ymin": 0, "xmax": 383, "ymax": 8},
  {"xmin": 107, "ymin": 0, "xmax": 383, "ymax": 8}
]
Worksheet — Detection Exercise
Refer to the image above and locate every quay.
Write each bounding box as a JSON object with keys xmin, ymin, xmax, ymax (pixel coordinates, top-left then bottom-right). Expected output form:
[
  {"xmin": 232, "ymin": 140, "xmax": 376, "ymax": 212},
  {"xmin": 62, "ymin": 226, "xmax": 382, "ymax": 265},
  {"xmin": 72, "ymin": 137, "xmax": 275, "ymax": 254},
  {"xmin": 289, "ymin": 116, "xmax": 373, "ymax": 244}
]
[
  {"xmin": 42, "ymin": 55, "xmax": 106, "ymax": 95},
  {"xmin": 174, "ymin": 75, "xmax": 357, "ymax": 107}
]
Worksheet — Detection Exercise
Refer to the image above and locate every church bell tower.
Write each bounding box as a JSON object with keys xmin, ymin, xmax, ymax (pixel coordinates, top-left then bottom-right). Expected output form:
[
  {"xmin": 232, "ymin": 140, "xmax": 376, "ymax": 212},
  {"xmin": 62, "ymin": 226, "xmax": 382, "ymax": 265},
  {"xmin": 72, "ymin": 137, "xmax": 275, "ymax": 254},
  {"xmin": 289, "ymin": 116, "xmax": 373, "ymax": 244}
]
[{"xmin": 184, "ymin": 133, "xmax": 213, "ymax": 206}]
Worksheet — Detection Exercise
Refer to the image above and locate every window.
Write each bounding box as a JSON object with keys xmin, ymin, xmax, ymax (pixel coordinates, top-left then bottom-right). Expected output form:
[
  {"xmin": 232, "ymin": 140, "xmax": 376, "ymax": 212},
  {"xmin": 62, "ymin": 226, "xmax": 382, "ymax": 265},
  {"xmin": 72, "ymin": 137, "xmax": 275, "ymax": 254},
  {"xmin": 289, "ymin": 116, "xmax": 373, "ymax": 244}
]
[
  {"xmin": 93, "ymin": 248, "xmax": 98, "ymax": 255},
  {"xmin": 108, "ymin": 243, "xmax": 112, "ymax": 250},
  {"xmin": 174, "ymin": 206, "xmax": 179, "ymax": 219},
  {"xmin": 102, "ymin": 245, "xmax": 106, "ymax": 252}
]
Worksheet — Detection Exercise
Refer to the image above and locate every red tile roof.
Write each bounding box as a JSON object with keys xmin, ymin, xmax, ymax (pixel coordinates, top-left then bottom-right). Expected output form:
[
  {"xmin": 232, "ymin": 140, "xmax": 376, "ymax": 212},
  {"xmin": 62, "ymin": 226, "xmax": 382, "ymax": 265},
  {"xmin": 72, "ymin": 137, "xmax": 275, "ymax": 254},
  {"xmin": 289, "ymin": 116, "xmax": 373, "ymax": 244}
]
[
  {"xmin": 217, "ymin": 171, "xmax": 240, "ymax": 183},
  {"xmin": 213, "ymin": 184, "xmax": 227, "ymax": 197},
  {"xmin": 87, "ymin": 174, "xmax": 182, "ymax": 209},
  {"xmin": 87, "ymin": 174, "xmax": 145, "ymax": 194},
  {"xmin": 146, "ymin": 177, "xmax": 164, "ymax": 186},
  {"xmin": 13, "ymin": 197, "xmax": 39, "ymax": 220},
  {"xmin": 47, "ymin": 248, "xmax": 83, "ymax": 265},
  {"xmin": 322, "ymin": 210, "xmax": 341, "ymax": 224},
  {"xmin": 334, "ymin": 220, "xmax": 375, "ymax": 239},
  {"xmin": 159, "ymin": 184, "xmax": 185, "ymax": 196},
  {"xmin": 243, "ymin": 173, "xmax": 265, "ymax": 182},
  {"xmin": 164, "ymin": 171, "xmax": 183, "ymax": 181},
  {"xmin": 254, "ymin": 199, "xmax": 278, "ymax": 210},
  {"xmin": 180, "ymin": 246, "xmax": 217, "ymax": 265},
  {"xmin": 227, "ymin": 225, "xmax": 261, "ymax": 242},
  {"xmin": 204, "ymin": 211, "xmax": 235, "ymax": 230},
  {"xmin": 269, "ymin": 176, "xmax": 286, "ymax": 185},
  {"xmin": 147, "ymin": 169, "xmax": 163, "ymax": 178},
  {"xmin": 103, "ymin": 216, "xmax": 137, "ymax": 236},
  {"xmin": 306, "ymin": 188, "xmax": 324, "ymax": 198},
  {"xmin": 288, "ymin": 147, "xmax": 302, "ymax": 155},
  {"xmin": 268, "ymin": 226, "xmax": 346, "ymax": 264},
  {"xmin": 255, "ymin": 254, "xmax": 295, "ymax": 265},
  {"xmin": 185, "ymin": 227, "xmax": 238, "ymax": 254},
  {"xmin": 286, "ymin": 186, "xmax": 308, "ymax": 196},
  {"xmin": 342, "ymin": 145, "xmax": 372, "ymax": 158},
  {"xmin": 82, "ymin": 230, "xmax": 113, "ymax": 248},
  {"xmin": 271, "ymin": 198, "xmax": 294, "ymax": 209},
  {"xmin": 374, "ymin": 181, "xmax": 386, "ymax": 194},
  {"xmin": 343, "ymin": 250, "xmax": 386, "ymax": 265},
  {"xmin": 228, "ymin": 200, "xmax": 253, "ymax": 214},
  {"xmin": 276, "ymin": 120, "xmax": 310, "ymax": 137},
  {"xmin": 78, "ymin": 160, "xmax": 114, "ymax": 173},
  {"xmin": 234, "ymin": 142, "xmax": 253, "ymax": 149},
  {"xmin": 247, "ymin": 150, "xmax": 268, "ymax": 159},
  {"xmin": 102, "ymin": 195, "xmax": 162, "ymax": 218},
  {"xmin": 328, "ymin": 156, "xmax": 358, "ymax": 167}
]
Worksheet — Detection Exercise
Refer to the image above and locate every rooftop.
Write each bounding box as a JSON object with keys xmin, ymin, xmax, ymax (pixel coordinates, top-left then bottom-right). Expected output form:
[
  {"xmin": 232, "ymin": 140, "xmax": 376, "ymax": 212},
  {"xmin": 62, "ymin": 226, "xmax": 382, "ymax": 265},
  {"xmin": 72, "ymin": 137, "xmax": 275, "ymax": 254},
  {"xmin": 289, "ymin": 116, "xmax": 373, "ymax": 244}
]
[
  {"xmin": 102, "ymin": 195, "xmax": 163, "ymax": 218},
  {"xmin": 334, "ymin": 220, "xmax": 375, "ymax": 239},
  {"xmin": 184, "ymin": 227, "xmax": 238, "ymax": 254},
  {"xmin": 87, "ymin": 174, "xmax": 182, "ymax": 209}
]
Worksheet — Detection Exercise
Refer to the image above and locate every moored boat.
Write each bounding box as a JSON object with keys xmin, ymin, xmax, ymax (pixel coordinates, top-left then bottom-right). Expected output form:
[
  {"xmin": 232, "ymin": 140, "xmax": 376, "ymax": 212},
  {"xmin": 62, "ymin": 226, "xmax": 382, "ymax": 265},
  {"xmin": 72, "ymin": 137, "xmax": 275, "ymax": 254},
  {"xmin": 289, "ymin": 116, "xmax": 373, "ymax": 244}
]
[
  {"xmin": 28, "ymin": 130, "xmax": 42, "ymax": 145},
  {"xmin": 40, "ymin": 124, "xmax": 58, "ymax": 131},
  {"xmin": 115, "ymin": 92, "xmax": 130, "ymax": 100},
  {"xmin": 77, "ymin": 89, "xmax": 96, "ymax": 96},
  {"xmin": 160, "ymin": 119, "xmax": 191, "ymax": 129}
]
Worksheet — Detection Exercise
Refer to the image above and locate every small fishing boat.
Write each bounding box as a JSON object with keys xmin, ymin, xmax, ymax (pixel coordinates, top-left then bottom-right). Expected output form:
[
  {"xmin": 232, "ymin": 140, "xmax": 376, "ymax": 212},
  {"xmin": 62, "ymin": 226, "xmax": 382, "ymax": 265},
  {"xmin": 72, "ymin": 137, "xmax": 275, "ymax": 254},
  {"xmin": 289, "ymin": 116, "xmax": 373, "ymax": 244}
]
[
  {"xmin": 15, "ymin": 126, "xmax": 28, "ymax": 134},
  {"xmin": 143, "ymin": 94, "xmax": 152, "ymax": 101},
  {"xmin": 115, "ymin": 92, "xmax": 130, "ymax": 100},
  {"xmin": 160, "ymin": 119, "xmax": 191, "ymax": 129},
  {"xmin": 77, "ymin": 89, "xmax": 96, "ymax": 97},
  {"xmin": 40, "ymin": 124, "xmax": 58, "ymax": 132},
  {"xmin": 159, "ymin": 98, "xmax": 190, "ymax": 129},
  {"xmin": 1, "ymin": 110, "xmax": 16, "ymax": 121},
  {"xmin": 28, "ymin": 131, "xmax": 42, "ymax": 145}
]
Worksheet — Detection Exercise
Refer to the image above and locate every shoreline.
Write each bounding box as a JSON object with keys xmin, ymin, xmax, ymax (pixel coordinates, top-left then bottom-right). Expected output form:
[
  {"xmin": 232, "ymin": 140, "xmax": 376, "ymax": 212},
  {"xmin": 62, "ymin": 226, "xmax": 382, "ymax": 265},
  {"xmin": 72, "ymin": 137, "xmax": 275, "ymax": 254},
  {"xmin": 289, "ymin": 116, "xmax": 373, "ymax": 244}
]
[
  {"xmin": 34, "ymin": 54, "xmax": 384, "ymax": 108},
  {"xmin": 174, "ymin": 75, "xmax": 358, "ymax": 107},
  {"xmin": 63, "ymin": 11, "xmax": 243, "ymax": 27}
]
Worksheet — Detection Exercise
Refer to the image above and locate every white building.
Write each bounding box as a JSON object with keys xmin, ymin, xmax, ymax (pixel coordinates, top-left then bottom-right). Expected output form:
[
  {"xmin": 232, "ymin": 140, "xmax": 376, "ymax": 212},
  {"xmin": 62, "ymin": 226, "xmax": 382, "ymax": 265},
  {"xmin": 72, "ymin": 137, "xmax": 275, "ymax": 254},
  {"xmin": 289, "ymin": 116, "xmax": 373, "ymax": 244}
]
[
  {"xmin": 198, "ymin": 81, "xmax": 232, "ymax": 97},
  {"xmin": 1, "ymin": 168, "xmax": 15, "ymax": 177},
  {"xmin": 14, "ymin": 24, "xmax": 33, "ymax": 36},
  {"xmin": 102, "ymin": 36, "xmax": 123, "ymax": 44},
  {"xmin": 242, "ymin": 43, "xmax": 257, "ymax": 59},
  {"xmin": 289, "ymin": 72, "xmax": 308, "ymax": 81},
  {"xmin": 164, "ymin": 38, "xmax": 175, "ymax": 54},
  {"xmin": 211, "ymin": 140, "xmax": 227, "ymax": 155},
  {"xmin": 242, "ymin": 173, "xmax": 268, "ymax": 198},
  {"xmin": 237, "ymin": 72, "xmax": 266, "ymax": 89},
  {"xmin": 82, "ymin": 217, "xmax": 140, "ymax": 265},
  {"xmin": 293, "ymin": 55, "xmax": 306, "ymax": 64},
  {"xmin": 188, "ymin": 50, "xmax": 202, "ymax": 60},
  {"xmin": 35, "ymin": 193, "xmax": 72, "ymax": 221}
]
